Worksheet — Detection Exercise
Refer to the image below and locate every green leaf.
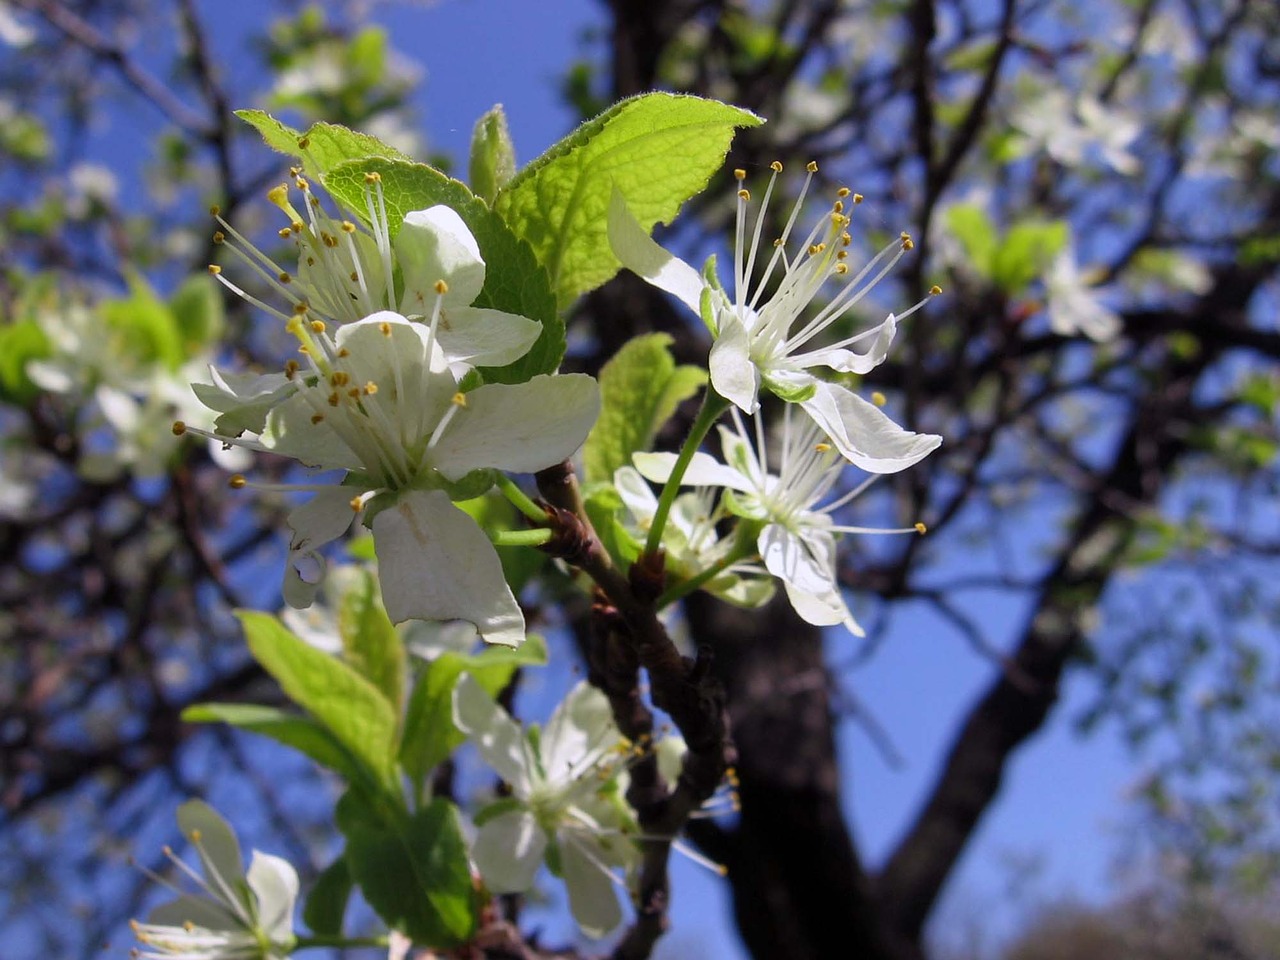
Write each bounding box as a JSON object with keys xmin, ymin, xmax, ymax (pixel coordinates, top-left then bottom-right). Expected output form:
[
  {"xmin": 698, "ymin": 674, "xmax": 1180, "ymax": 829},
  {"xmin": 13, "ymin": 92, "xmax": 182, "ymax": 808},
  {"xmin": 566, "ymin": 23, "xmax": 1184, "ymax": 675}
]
[
  {"xmin": 399, "ymin": 635, "xmax": 547, "ymax": 787},
  {"xmin": 168, "ymin": 274, "xmax": 224, "ymax": 355},
  {"xmin": 583, "ymin": 333, "xmax": 706, "ymax": 485},
  {"xmin": 324, "ymin": 157, "xmax": 563, "ymax": 383},
  {"xmin": 455, "ymin": 493, "xmax": 547, "ymax": 593},
  {"xmin": 338, "ymin": 794, "xmax": 475, "ymax": 946},
  {"xmin": 303, "ymin": 855, "xmax": 352, "ymax": 937},
  {"xmin": 235, "ymin": 110, "xmax": 410, "ymax": 181},
  {"xmin": 944, "ymin": 204, "xmax": 997, "ymax": 280},
  {"xmin": 991, "ymin": 220, "xmax": 1068, "ymax": 294},
  {"xmin": 0, "ymin": 319, "xmax": 51, "ymax": 405},
  {"xmin": 494, "ymin": 92, "xmax": 762, "ymax": 309},
  {"xmin": 181, "ymin": 702, "xmax": 363, "ymax": 782},
  {"xmin": 338, "ymin": 569, "xmax": 406, "ymax": 714},
  {"xmin": 469, "ymin": 104, "xmax": 517, "ymax": 205},
  {"xmin": 102, "ymin": 274, "xmax": 185, "ymax": 371},
  {"xmin": 236, "ymin": 611, "xmax": 399, "ymax": 787}
]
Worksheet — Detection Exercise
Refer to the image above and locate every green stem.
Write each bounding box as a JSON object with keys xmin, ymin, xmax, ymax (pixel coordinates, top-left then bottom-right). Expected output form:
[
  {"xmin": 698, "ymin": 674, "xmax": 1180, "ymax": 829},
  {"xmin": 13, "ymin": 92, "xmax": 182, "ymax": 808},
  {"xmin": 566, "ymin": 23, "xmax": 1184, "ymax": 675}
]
[
  {"xmin": 491, "ymin": 527, "xmax": 553, "ymax": 547},
  {"xmin": 496, "ymin": 474, "xmax": 548, "ymax": 523},
  {"xmin": 294, "ymin": 934, "xmax": 390, "ymax": 951},
  {"xmin": 655, "ymin": 519, "xmax": 761, "ymax": 609},
  {"xmin": 644, "ymin": 389, "xmax": 730, "ymax": 557}
]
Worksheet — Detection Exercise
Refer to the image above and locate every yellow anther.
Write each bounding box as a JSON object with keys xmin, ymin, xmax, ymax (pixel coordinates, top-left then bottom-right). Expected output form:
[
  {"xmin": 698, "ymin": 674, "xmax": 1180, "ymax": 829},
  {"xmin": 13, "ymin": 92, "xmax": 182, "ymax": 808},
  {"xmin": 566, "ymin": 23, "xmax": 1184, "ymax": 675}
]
[
  {"xmin": 327, "ymin": 392, "xmax": 340, "ymax": 407},
  {"xmin": 814, "ymin": 442, "xmax": 832, "ymax": 453},
  {"xmin": 289, "ymin": 166, "xmax": 300, "ymax": 177},
  {"xmin": 808, "ymin": 243, "xmax": 822, "ymax": 255},
  {"xmin": 773, "ymin": 238, "xmax": 784, "ymax": 247},
  {"xmin": 716, "ymin": 864, "xmax": 730, "ymax": 876},
  {"xmin": 296, "ymin": 178, "xmax": 310, "ymax": 192},
  {"xmin": 310, "ymin": 320, "xmax": 326, "ymax": 333},
  {"xmin": 837, "ymin": 250, "xmax": 848, "ymax": 260},
  {"xmin": 350, "ymin": 496, "xmax": 363, "ymax": 512},
  {"xmin": 363, "ymin": 381, "xmax": 378, "ymax": 395},
  {"xmin": 841, "ymin": 231, "xmax": 852, "ymax": 243},
  {"xmin": 837, "ymin": 186, "xmax": 851, "ymax": 198},
  {"xmin": 278, "ymin": 227, "xmax": 292, "ymax": 239},
  {"xmin": 293, "ymin": 302, "xmax": 309, "ymax": 315},
  {"xmin": 297, "ymin": 136, "xmax": 310, "ymax": 149},
  {"xmin": 434, "ymin": 279, "xmax": 448, "ymax": 295},
  {"xmin": 266, "ymin": 184, "xmax": 289, "ymax": 206},
  {"xmin": 380, "ymin": 321, "xmax": 392, "ymax": 336},
  {"xmin": 451, "ymin": 391, "xmax": 468, "ymax": 407},
  {"xmin": 915, "ymin": 522, "xmax": 928, "ymax": 535},
  {"xmin": 278, "ymin": 271, "xmax": 292, "ymax": 283},
  {"xmin": 228, "ymin": 475, "xmax": 246, "ymax": 489},
  {"xmin": 806, "ymin": 160, "xmax": 819, "ymax": 172},
  {"xmin": 291, "ymin": 221, "xmax": 304, "ymax": 233},
  {"xmin": 852, "ymin": 193, "xmax": 864, "ymax": 204},
  {"xmin": 350, "ymin": 271, "xmax": 359, "ymax": 282},
  {"xmin": 347, "ymin": 387, "xmax": 361, "ymax": 399},
  {"xmin": 364, "ymin": 171, "xmax": 382, "ymax": 183},
  {"xmin": 930, "ymin": 284, "xmax": 943, "ymax": 296},
  {"xmin": 341, "ymin": 221, "xmax": 357, "ymax": 233},
  {"xmin": 738, "ymin": 188, "xmax": 751, "ymax": 201},
  {"xmin": 733, "ymin": 168, "xmax": 746, "ymax": 180},
  {"xmin": 337, "ymin": 348, "xmax": 350, "ymax": 358},
  {"xmin": 171, "ymin": 421, "xmax": 187, "ymax": 436},
  {"xmin": 331, "ymin": 371, "xmax": 350, "ymax": 387},
  {"xmin": 212, "ymin": 231, "xmax": 225, "ymax": 244},
  {"xmin": 298, "ymin": 345, "xmax": 310, "ymax": 356},
  {"xmin": 901, "ymin": 233, "xmax": 915, "ymax": 251},
  {"xmin": 183, "ymin": 921, "xmax": 196, "ymax": 932},
  {"xmin": 310, "ymin": 413, "xmax": 325, "ymax": 424},
  {"xmin": 871, "ymin": 391, "xmax": 887, "ymax": 407},
  {"xmin": 207, "ymin": 264, "xmax": 221, "ymax": 275},
  {"xmin": 209, "ymin": 204, "xmax": 220, "ymax": 216},
  {"xmin": 284, "ymin": 359, "xmax": 300, "ymax": 379},
  {"xmin": 834, "ymin": 200, "xmax": 844, "ymax": 214},
  {"xmin": 770, "ymin": 160, "xmax": 783, "ymax": 172}
]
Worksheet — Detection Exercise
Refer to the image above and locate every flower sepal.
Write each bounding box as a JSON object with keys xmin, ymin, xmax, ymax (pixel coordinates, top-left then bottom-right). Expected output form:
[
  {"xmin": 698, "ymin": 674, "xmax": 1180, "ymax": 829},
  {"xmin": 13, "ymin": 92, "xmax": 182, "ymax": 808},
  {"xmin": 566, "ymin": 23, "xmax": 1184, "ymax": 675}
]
[{"xmin": 762, "ymin": 370, "xmax": 818, "ymax": 404}]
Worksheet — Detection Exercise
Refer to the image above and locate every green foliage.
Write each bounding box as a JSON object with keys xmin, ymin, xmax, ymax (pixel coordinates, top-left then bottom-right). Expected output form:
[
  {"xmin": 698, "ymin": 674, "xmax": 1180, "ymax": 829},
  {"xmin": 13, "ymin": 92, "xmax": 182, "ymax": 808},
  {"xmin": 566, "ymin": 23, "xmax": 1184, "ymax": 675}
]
[
  {"xmin": 493, "ymin": 92, "xmax": 762, "ymax": 309},
  {"xmin": 235, "ymin": 611, "xmax": 400, "ymax": 789},
  {"xmin": 168, "ymin": 274, "xmax": 225, "ymax": 353},
  {"xmin": 338, "ymin": 569, "xmax": 406, "ymax": 714},
  {"xmin": 945, "ymin": 203, "xmax": 1069, "ymax": 294},
  {"xmin": 399, "ymin": 635, "xmax": 547, "ymax": 789},
  {"xmin": 583, "ymin": 332, "xmax": 706, "ymax": 485},
  {"xmin": 102, "ymin": 274, "xmax": 187, "ymax": 371},
  {"xmin": 0, "ymin": 318, "xmax": 50, "ymax": 404},
  {"xmin": 323, "ymin": 157, "xmax": 564, "ymax": 384},
  {"xmin": 455, "ymin": 493, "xmax": 548, "ymax": 592},
  {"xmin": 337, "ymin": 792, "xmax": 475, "ymax": 946},
  {"xmin": 469, "ymin": 104, "xmax": 517, "ymax": 204},
  {"xmin": 236, "ymin": 110, "xmax": 410, "ymax": 182},
  {"xmin": 180, "ymin": 703, "xmax": 364, "ymax": 783},
  {"xmin": 303, "ymin": 856, "xmax": 353, "ymax": 937}
]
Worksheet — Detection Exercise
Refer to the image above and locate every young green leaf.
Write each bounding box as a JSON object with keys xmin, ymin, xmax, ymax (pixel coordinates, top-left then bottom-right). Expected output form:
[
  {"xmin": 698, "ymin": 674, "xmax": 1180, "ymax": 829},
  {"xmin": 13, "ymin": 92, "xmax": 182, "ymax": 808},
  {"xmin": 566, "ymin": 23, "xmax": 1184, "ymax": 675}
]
[
  {"xmin": 236, "ymin": 611, "xmax": 399, "ymax": 788},
  {"xmin": 582, "ymin": 332, "xmax": 706, "ymax": 485},
  {"xmin": 235, "ymin": 109, "xmax": 410, "ymax": 181},
  {"xmin": 302, "ymin": 855, "xmax": 353, "ymax": 937},
  {"xmin": 323, "ymin": 157, "xmax": 564, "ymax": 383},
  {"xmin": 469, "ymin": 104, "xmax": 517, "ymax": 204},
  {"xmin": 992, "ymin": 220, "xmax": 1069, "ymax": 294},
  {"xmin": 338, "ymin": 793, "xmax": 475, "ymax": 946},
  {"xmin": 494, "ymin": 92, "xmax": 762, "ymax": 309},
  {"xmin": 338, "ymin": 569, "xmax": 406, "ymax": 714},
  {"xmin": 181, "ymin": 703, "xmax": 364, "ymax": 783}
]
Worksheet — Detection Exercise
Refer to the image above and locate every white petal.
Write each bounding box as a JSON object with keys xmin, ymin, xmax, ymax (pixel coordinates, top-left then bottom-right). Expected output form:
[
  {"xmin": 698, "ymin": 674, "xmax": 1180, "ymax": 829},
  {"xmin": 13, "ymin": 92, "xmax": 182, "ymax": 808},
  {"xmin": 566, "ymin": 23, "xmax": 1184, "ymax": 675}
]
[
  {"xmin": 246, "ymin": 851, "xmax": 299, "ymax": 940},
  {"xmin": 758, "ymin": 523, "xmax": 832, "ymax": 595},
  {"xmin": 452, "ymin": 674, "xmax": 534, "ymax": 793},
  {"xmin": 800, "ymin": 382, "xmax": 941, "ymax": 474},
  {"xmin": 541, "ymin": 680, "xmax": 619, "ymax": 783},
  {"xmin": 613, "ymin": 465, "xmax": 659, "ymax": 520},
  {"xmin": 146, "ymin": 895, "xmax": 239, "ymax": 931},
  {"xmin": 333, "ymin": 311, "xmax": 455, "ymax": 428},
  {"xmin": 396, "ymin": 206, "xmax": 486, "ymax": 311},
  {"xmin": 471, "ymin": 809, "xmax": 546, "ymax": 893},
  {"xmin": 631, "ymin": 451, "xmax": 752, "ymax": 492},
  {"xmin": 559, "ymin": 829, "xmax": 624, "ymax": 938},
  {"xmin": 176, "ymin": 800, "xmax": 247, "ymax": 893},
  {"xmin": 283, "ymin": 488, "xmax": 359, "ymax": 609},
  {"xmin": 708, "ymin": 311, "xmax": 761, "ymax": 413},
  {"xmin": 373, "ymin": 489, "xmax": 525, "ymax": 647},
  {"xmin": 435, "ymin": 305, "xmax": 541, "ymax": 368},
  {"xmin": 790, "ymin": 314, "xmax": 897, "ymax": 374},
  {"xmin": 783, "ymin": 579, "xmax": 864, "ymax": 636},
  {"xmin": 430, "ymin": 374, "xmax": 600, "ymax": 480},
  {"xmin": 607, "ymin": 189, "xmax": 705, "ymax": 314}
]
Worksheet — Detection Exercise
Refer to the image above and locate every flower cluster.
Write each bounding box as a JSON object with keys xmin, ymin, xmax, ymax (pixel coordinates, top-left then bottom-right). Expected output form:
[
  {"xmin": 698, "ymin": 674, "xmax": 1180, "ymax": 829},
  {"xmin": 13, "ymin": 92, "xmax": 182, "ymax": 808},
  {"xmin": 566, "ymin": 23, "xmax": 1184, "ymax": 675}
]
[{"xmin": 183, "ymin": 194, "xmax": 599, "ymax": 647}]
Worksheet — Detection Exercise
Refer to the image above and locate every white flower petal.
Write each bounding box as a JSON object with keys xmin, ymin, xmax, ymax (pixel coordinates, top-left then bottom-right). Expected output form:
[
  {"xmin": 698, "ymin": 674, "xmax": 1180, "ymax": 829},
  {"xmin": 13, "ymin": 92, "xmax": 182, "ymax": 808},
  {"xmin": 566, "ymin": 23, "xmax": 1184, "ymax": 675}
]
[
  {"xmin": 708, "ymin": 311, "xmax": 761, "ymax": 413},
  {"xmin": 453, "ymin": 674, "xmax": 533, "ymax": 792},
  {"xmin": 790, "ymin": 314, "xmax": 897, "ymax": 374},
  {"xmin": 175, "ymin": 801, "xmax": 247, "ymax": 894},
  {"xmin": 559, "ymin": 828, "xmax": 624, "ymax": 938},
  {"xmin": 631, "ymin": 451, "xmax": 752, "ymax": 491},
  {"xmin": 430, "ymin": 374, "xmax": 600, "ymax": 480},
  {"xmin": 471, "ymin": 809, "xmax": 546, "ymax": 893},
  {"xmin": 800, "ymin": 382, "xmax": 941, "ymax": 473},
  {"xmin": 541, "ymin": 680, "xmax": 618, "ymax": 782},
  {"xmin": 146, "ymin": 895, "xmax": 239, "ymax": 932},
  {"xmin": 613, "ymin": 465, "xmax": 659, "ymax": 520},
  {"xmin": 396, "ymin": 206, "xmax": 486, "ymax": 311},
  {"xmin": 246, "ymin": 851, "xmax": 299, "ymax": 941},
  {"xmin": 435, "ymin": 305, "xmax": 541, "ymax": 368},
  {"xmin": 783, "ymin": 579, "xmax": 864, "ymax": 636},
  {"xmin": 758, "ymin": 523, "xmax": 832, "ymax": 595},
  {"xmin": 283, "ymin": 488, "xmax": 359, "ymax": 610},
  {"xmin": 373, "ymin": 489, "xmax": 525, "ymax": 647},
  {"xmin": 607, "ymin": 189, "xmax": 705, "ymax": 314}
]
